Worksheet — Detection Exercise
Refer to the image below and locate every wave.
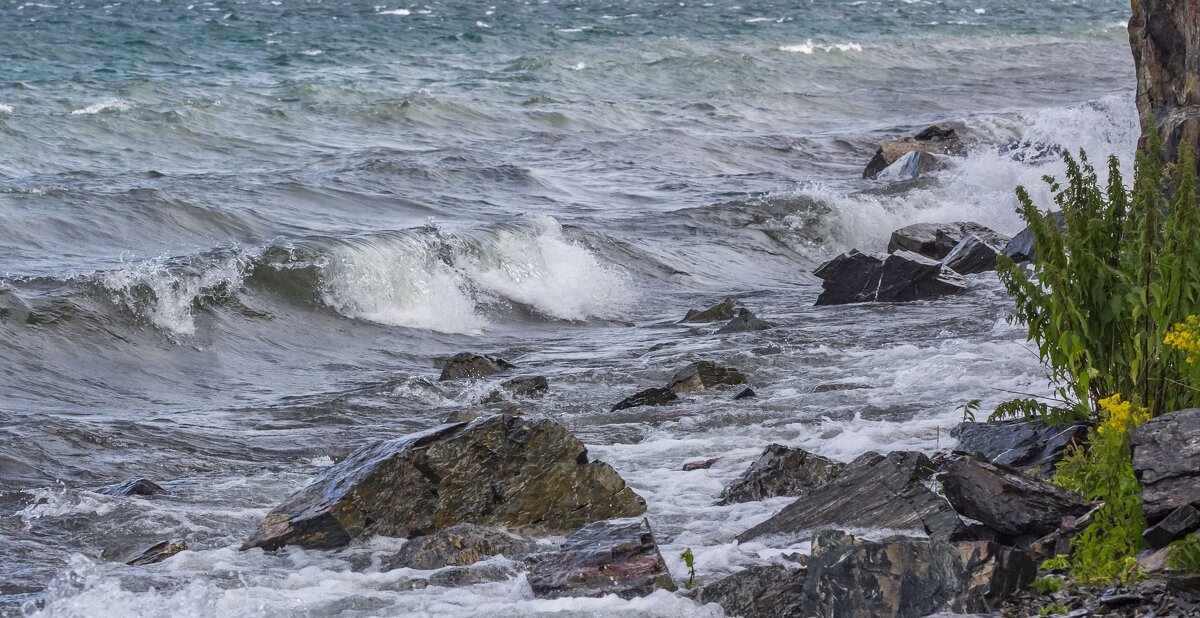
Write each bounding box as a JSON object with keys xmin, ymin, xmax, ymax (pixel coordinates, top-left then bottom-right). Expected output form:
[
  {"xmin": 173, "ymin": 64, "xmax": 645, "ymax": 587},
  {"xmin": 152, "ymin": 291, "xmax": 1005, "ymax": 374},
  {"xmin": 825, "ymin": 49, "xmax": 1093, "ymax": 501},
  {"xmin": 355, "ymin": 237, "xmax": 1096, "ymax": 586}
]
[
  {"xmin": 779, "ymin": 40, "xmax": 864, "ymax": 54},
  {"xmin": 70, "ymin": 98, "xmax": 131, "ymax": 115}
]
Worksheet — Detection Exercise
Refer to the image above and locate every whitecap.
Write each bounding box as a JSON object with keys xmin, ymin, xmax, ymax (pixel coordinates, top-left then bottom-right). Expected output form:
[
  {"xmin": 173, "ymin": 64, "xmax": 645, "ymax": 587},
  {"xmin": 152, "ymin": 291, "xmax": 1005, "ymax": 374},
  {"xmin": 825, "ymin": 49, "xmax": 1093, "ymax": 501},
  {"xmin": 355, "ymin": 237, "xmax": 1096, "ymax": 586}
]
[
  {"xmin": 70, "ymin": 98, "xmax": 130, "ymax": 115},
  {"xmin": 0, "ymin": 104, "xmax": 12, "ymax": 114},
  {"xmin": 779, "ymin": 40, "xmax": 862, "ymax": 54},
  {"xmin": 377, "ymin": 8, "xmax": 410, "ymax": 15},
  {"xmin": 300, "ymin": 49, "xmax": 324, "ymax": 56}
]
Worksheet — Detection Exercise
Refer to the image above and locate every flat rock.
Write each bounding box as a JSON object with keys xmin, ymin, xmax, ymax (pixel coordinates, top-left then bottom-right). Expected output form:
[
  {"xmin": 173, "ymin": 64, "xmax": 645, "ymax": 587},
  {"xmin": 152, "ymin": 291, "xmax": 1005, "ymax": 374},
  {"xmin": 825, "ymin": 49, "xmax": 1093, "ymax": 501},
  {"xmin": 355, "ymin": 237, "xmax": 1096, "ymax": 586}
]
[
  {"xmin": 716, "ymin": 308, "xmax": 773, "ymax": 334},
  {"xmin": 682, "ymin": 457, "xmax": 721, "ymax": 471},
  {"xmin": 952, "ymin": 419, "xmax": 1089, "ymax": 477},
  {"xmin": 527, "ymin": 518, "xmax": 676, "ymax": 600},
  {"xmin": 97, "ymin": 478, "xmax": 166, "ymax": 497},
  {"xmin": 887, "ymin": 222, "xmax": 1008, "ymax": 261},
  {"xmin": 1132, "ymin": 408, "xmax": 1200, "ymax": 523},
  {"xmin": 942, "ymin": 235, "xmax": 1002, "ymax": 275},
  {"xmin": 718, "ymin": 444, "xmax": 844, "ymax": 505},
  {"xmin": 611, "ymin": 387, "xmax": 678, "ymax": 412},
  {"xmin": 127, "ymin": 539, "xmax": 188, "ymax": 566},
  {"xmin": 939, "ymin": 457, "xmax": 1091, "ymax": 544},
  {"xmin": 1144, "ymin": 504, "xmax": 1200, "ymax": 550},
  {"xmin": 863, "ymin": 125, "xmax": 964, "ymax": 180},
  {"xmin": 680, "ymin": 298, "xmax": 736, "ymax": 323},
  {"xmin": 439, "ymin": 352, "xmax": 516, "ymax": 381},
  {"xmin": 688, "ymin": 565, "xmax": 807, "ymax": 618},
  {"xmin": 242, "ymin": 415, "xmax": 646, "ymax": 551},
  {"xmin": 385, "ymin": 524, "xmax": 536, "ymax": 570},
  {"xmin": 668, "ymin": 361, "xmax": 747, "ymax": 394}
]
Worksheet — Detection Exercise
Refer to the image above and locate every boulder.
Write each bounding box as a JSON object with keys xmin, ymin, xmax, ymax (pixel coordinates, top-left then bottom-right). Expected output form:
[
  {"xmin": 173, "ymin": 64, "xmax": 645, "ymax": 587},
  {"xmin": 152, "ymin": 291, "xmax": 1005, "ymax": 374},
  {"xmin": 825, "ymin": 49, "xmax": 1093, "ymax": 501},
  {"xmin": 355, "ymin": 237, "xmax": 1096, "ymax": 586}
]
[
  {"xmin": 863, "ymin": 125, "xmax": 964, "ymax": 180},
  {"xmin": 1001, "ymin": 212, "xmax": 1064, "ymax": 263},
  {"xmin": 611, "ymin": 387, "xmax": 678, "ymax": 412},
  {"xmin": 688, "ymin": 565, "xmax": 808, "ymax": 618},
  {"xmin": 527, "ymin": 518, "xmax": 676, "ymax": 599},
  {"xmin": 813, "ymin": 250, "xmax": 966, "ymax": 306},
  {"xmin": 1129, "ymin": 0, "xmax": 1200, "ymax": 166},
  {"xmin": 242, "ymin": 416, "xmax": 646, "ymax": 551},
  {"xmin": 952, "ymin": 419, "xmax": 1089, "ymax": 477},
  {"xmin": 483, "ymin": 376, "xmax": 549, "ymax": 403},
  {"xmin": 939, "ymin": 457, "xmax": 1091, "ymax": 544},
  {"xmin": 1144, "ymin": 505, "xmax": 1200, "ymax": 550},
  {"xmin": 668, "ymin": 361, "xmax": 747, "ymax": 394},
  {"xmin": 1132, "ymin": 408, "xmax": 1200, "ymax": 523},
  {"xmin": 385, "ymin": 524, "xmax": 536, "ymax": 570},
  {"xmin": 887, "ymin": 222, "xmax": 1008, "ymax": 261},
  {"xmin": 126, "ymin": 539, "xmax": 187, "ymax": 566},
  {"xmin": 942, "ymin": 235, "xmax": 1002, "ymax": 275},
  {"xmin": 717, "ymin": 444, "xmax": 845, "ymax": 505},
  {"xmin": 682, "ymin": 457, "xmax": 721, "ymax": 471},
  {"xmin": 97, "ymin": 478, "xmax": 166, "ymax": 497},
  {"xmin": 717, "ymin": 308, "xmax": 774, "ymax": 334},
  {"xmin": 876, "ymin": 150, "xmax": 945, "ymax": 181},
  {"xmin": 812, "ymin": 250, "xmax": 883, "ymax": 305},
  {"xmin": 680, "ymin": 298, "xmax": 736, "ymax": 323},
  {"xmin": 439, "ymin": 352, "xmax": 515, "ymax": 381},
  {"xmin": 733, "ymin": 386, "xmax": 756, "ymax": 400},
  {"xmin": 736, "ymin": 451, "xmax": 966, "ymax": 543}
]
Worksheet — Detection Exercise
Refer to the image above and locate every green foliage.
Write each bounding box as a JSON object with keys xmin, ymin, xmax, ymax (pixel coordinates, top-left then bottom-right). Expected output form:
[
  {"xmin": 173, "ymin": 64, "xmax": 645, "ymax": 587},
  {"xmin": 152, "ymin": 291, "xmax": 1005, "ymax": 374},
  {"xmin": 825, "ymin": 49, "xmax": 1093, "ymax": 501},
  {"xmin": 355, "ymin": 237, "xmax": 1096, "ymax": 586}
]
[
  {"xmin": 988, "ymin": 397, "xmax": 1084, "ymax": 423},
  {"xmin": 1029, "ymin": 576, "xmax": 1064, "ymax": 595},
  {"xmin": 1167, "ymin": 534, "xmax": 1200, "ymax": 573},
  {"xmin": 680, "ymin": 548, "xmax": 696, "ymax": 589},
  {"xmin": 957, "ymin": 399, "xmax": 981, "ymax": 423},
  {"xmin": 1038, "ymin": 604, "xmax": 1069, "ymax": 617},
  {"xmin": 1040, "ymin": 555, "xmax": 1071, "ymax": 571}
]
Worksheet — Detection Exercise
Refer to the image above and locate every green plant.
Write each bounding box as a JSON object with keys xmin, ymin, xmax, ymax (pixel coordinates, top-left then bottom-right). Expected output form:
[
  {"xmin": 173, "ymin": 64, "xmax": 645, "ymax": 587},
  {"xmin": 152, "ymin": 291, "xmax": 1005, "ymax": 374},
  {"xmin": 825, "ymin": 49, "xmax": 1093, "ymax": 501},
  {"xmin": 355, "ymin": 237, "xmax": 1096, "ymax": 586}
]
[
  {"xmin": 1038, "ymin": 603, "xmax": 1069, "ymax": 617},
  {"xmin": 1040, "ymin": 555, "xmax": 1071, "ymax": 571},
  {"xmin": 957, "ymin": 399, "xmax": 981, "ymax": 423},
  {"xmin": 680, "ymin": 548, "xmax": 696, "ymax": 589},
  {"xmin": 1167, "ymin": 534, "xmax": 1200, "ymax": 572},
  {"xmin": 1029, "ymin": 576, "xmax": 1064, "ymax": 595},
  {"xmin": 988, "ymin": 397, "xmax": 1082, "ymax": 423}
]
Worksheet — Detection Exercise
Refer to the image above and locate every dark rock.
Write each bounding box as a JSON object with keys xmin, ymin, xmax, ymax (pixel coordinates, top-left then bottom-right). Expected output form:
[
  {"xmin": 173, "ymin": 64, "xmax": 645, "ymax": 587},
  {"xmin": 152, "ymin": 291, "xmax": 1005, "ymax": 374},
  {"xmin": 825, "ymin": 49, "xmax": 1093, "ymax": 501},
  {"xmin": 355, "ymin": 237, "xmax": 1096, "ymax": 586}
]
[
  {"xmin": 385, "ymin": 524, "xmax": 536, "ymax": 570},
  {"xmin": 1001, "ymin": 211, "xmax": 1064, "ymax": 263},
  {"xmin": 1132, "ymin": 408, "xmax": 1200, "ymax": 523},
  {"xmin": 942, "ymin": 235, "xmax": 1002, "ymax": 275},
  {"xmin": 718, "ymin": 444, "xmax": 844, "ymax": 505},
  {"xmin": 426, "ymin": 563, "xmax": 517, "ymax": 587},
  {"xmin": 682, "ymin": 457, "xmax": 721, "ymax": 471},
  {"xmin": 688, "ymin": 565, "xmax": 807, "ymax": 618},
  {"xmin": 812, "ymin": 249, "xmax": 883, "ymax": 305},
  {"xmin": 1129, "ymin": 0, "xmax": 1200, "ymax": 167},
  {"xmin": 242, "ymin": 416, "xmax": 646, "ymax": 551},
  {"xmin": 680, "ymin": 298, "xmax": 736, "ymax": 323},
  {"xmin": 733, "ymin": 386, "xmax": 756, "ymax": 400},
  {"xmin": 127, "ymin": 539, "xmax": 187, "ymax": 566},
  {"xmin": 952, "ymin": 419, "xmax": 1089, "ymax": 477},
  {"xmin": 887, "ymin": 222, "xmax": 1009, "ymax": 261},
  {"xmin": 863, "ymin": 125, "xmax": 964, "ymax": 180},
  {"xmin": 438, "ymin": 352, "xmax": 516, "ymax": 381},
  {"xmin": 483, "ymin": 376, "xmax": 549, "ymax": 403},
  {"xmin": 876, "ymin": 150, "xmax": 945, "ymax": 181},
  {"xmin": 443, "ymin": 410, "xmax": 482, "ymax": 424},
  {"xmin": 716, "ymin": 308, "xmax": 774, "ymax": 334},
  {"xmin": 1144, "ymin": 504, "xmax": 1200, "ymax": 550},
  {"xmin": 940, "ymin": 457, "xmax": 1091, "ymax": 544},
  {"xmin": 813, "ymin": 382, "xmax": 870, "ymax": 393},
  {"xmin": 737, "ymin": 451, "xmax": 966, "ymax": 543},
  {"xmin": 527, "ymin": 517, "xmax": 676, "ymax": 599},
  {"xmin": 668, "ymin": 361, "xmax": 747, "ymax": 394},
  {"xmin": 97, "ymin": 478, "xmax": 166, "ymax": 497},
  {"xmin": 610, "ymin": 387, "xmax": 679, "ymax": 412},
  {"xmin": 813, "ymin": 250, "xmax": 966, "ymax": 305}
]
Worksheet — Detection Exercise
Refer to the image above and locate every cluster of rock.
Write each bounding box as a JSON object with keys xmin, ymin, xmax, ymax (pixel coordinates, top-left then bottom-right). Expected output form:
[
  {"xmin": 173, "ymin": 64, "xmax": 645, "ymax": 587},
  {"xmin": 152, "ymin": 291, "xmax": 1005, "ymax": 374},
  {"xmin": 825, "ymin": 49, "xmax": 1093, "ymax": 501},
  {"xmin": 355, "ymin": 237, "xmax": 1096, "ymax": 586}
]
[
  {"xmin": 611, "ymin": 359, "xmax": 748, "ymax": 412},
  {"xmin": 678, "ymin": 297, "xmax": 774, "ymax": 334},
  {"xmin": 862, "ymin": 124, "xmax": 965, "ymax": 181}
]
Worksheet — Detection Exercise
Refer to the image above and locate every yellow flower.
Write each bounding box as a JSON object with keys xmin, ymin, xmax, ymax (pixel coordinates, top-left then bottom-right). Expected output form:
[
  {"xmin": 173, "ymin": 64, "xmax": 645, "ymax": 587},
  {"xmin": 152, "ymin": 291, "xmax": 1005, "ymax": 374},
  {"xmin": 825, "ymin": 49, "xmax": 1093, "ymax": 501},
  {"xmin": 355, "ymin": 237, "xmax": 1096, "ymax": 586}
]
[
  {"xmin": 1097, "ymin": 393, "xmax": 1150, "ymax": 435},
  {"xmin": 1165, "ymin": 316, "xmax": 1200, "ymax": 364}
]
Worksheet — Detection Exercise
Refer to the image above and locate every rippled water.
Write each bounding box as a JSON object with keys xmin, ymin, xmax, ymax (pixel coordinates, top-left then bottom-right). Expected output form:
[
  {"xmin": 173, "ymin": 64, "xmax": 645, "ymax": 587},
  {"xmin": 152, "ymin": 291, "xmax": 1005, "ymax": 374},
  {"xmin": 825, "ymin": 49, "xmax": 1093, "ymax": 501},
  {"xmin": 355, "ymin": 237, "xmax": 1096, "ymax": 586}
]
[{"xmin": 0, "ymin": 0, "xmax": 1137, "ymax": 615}]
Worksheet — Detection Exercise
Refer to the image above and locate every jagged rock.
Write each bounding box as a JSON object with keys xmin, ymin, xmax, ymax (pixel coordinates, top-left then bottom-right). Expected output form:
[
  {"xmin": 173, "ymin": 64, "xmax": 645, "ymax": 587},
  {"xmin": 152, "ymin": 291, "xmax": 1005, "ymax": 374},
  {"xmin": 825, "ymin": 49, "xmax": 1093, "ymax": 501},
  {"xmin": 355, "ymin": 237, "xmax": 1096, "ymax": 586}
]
[
  {"xmin": 876, "ymin": 150, "xmax": 945, "ymax": 181},
  {"xmin": 126, "ymin": 539, "xmax": 187, "ymax": 566},
  {"xmin": 385, "ymin": 524, "xmax": 536, "ymax": 570},
  {"xmin": 733, "ymin": 386, "xmax": 756, "ymax": 400},
  {"xmin": 943, "ymin": 235, "xmax": 1002, "ymax": 275},
  {"xmin": 483, "ymin": 376, "xmax": 549, "ymax": 403},
  {"xmin": 668, "ymin": 361, "xmax": 747, "ymax": 394},
  {"xmin": 1002, "ymin": 212, "xmax": 1064, "ymax": 263},
  {"xmin": 688, "ymin": 565, "xmax": 808, "ymax": 618},
  {"xmin": 813, "ymin": 250, "xmax": 966, "ymax": 305},
  {"xmin": 97, "ymin": 478, "xmax": 166, "ymax": 497},
  {"xmin": 682, "ymin": 457, "xmax": 721, "ymax": 471},
  {"xmin": 1144, "ymin": 505, "xmax": 1200, "ymax": 550},
  {"xmin": 952, "ymin": 419, "xmax": 1089, "ymax": 477},
  {"xmin": 863, "ymin": 125, "xmax": 964, "ymax": 180},
  {"xmin": 681, "ymin": 298, "xmax": 736, "ymax": 323},
  {"xmin": 737, "ymin": 451, "xmax": 966, "ymax": 543},
  {"xmin": 940, "ymin": 457, "xmax": 1091, "ymax": 544},
  {"xmin": 887, "ymin": 222, "xmax": 1008, "ymax": 260},
  {"xmin": 812, "ymin": 250, "xmax": 883, "ymax": 305},
  {"xmin": 717, "ymin": 444, "xmax": 844, "ymax": 505},
  {"xmin": 438, "ymin": 352, "xmax": 515, "ymax": 381},
  {"xmin": 527, "ymin": 518, "xmax": 676, "ymax": 599},
  {"xmin": 717, "ymin": 308, "xmax": 773, "ymax": 334},
  {"xmin": 611, "ymin": 387, "xmax": 678, "ymax": 412},
  {"xmin": 1129, "ymin": 0, "xmax": 1200, "ymax": 165},
  {"xmin": 242, "ymin": 416, "xmax": 646, "ymax": 551},
  {"xmin": 1133, "ymin": 408, "xmax": 1200, "ymax": 523}
]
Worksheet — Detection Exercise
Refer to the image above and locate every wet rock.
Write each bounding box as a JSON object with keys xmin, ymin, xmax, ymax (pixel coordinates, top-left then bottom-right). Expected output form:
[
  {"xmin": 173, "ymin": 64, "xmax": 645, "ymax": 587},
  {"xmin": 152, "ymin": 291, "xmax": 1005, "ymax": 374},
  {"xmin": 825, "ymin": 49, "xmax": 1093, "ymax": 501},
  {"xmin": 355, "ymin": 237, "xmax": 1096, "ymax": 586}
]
[
  {"xmin": 688, "ymin": 565, "xmax": 808, "ymax": 618},
  {"xmin": 527, "ymin": 517, "xmax": 676, "ymax": 600},
  {"xmin": 242, "ymin": 415, "xmax": 646, "ymax": 551},
  {"xmin": 733, "ymin": 386, "xmax": 756, "ymax": 400},
  {"xmin": 427, "ymin": 563, "xmax": 518, "ymax": 587},
  {"xmin": 443, "ymin": 410, "xmax": 482, "ymax": 424},
  {"xmin": 952, "ymin": 419, "xmax": 1089, "ymax": 477},
  {"xmin": 1002, "ymin": 211, "xmax": 1064, "ymax": 263},
  {"xmin": 483, "ymin": 376, "xmax": 549, "ymax": 403},
  {"xmin": 680, "ymin": 298, "xmax": 736, "ymax": 323},
  {"xmin": 942, "ymin": 235, "xmax": 1002, "ymax": 275},
  {"xmin": 717, "ymin": 444, "xmax": 844, "ymax": 505},
  {"xmin": 877, "ymin": 150, "xmax": 945, "ymax": 181},
  {"xmin": 682, "ymin": 457, "xmax": 721, "ymax": 471},
  {"xmin": 668, "ymin": 361, "xmax": 747, "ymax": 394},
  {"xmin": 813, "ymin": 382, "xmax": 870, "ymax": 393},
  {"xmin": 1144, "ymin": 504, "xmax": 1200, "ymax": 550},
  {"xmin": 1132, "ymin": 407, "xmax": 1200, "ymax": 523},
  {"xmin": 812, "ymin": 249, "xmax": 883, "ymax": 305},
  {"xmin": 438, "ymin": 352, "xmax": 516, "ymax": 381},
  {"xmin": 1129, "ymin": 0, "xmax": 1200, "ymax": 165},
  {"xmin": 737, "ymin": 451, "xmax": 966, "ymax": 543},
  {"xmin": 939, "ymin": 457, "xmax": 1091, "ymax": 544},
  {"xmin": 610, "ymin": 387, "xmax": 678, "ymax": 412},
  {"xmin": 97, "ymin": 478, "xmax": 166, "ymax": 497},
  {"xmin": 127, "ymin": 539, "xmax": 188, "ymax": 566},
  {"xmin": 716, "ymin": 308, "xmax": 773, "ymax": 334},
  {"xmin": 813, "ymin": 250, "xmax": 966, "ymax": 305},
  {"xmin": 887, "ymin": 222, "xmax": 1009, "ymax": 261},
  {"xmin": 385, "ymin": 524, "xmax": 536, "ymax": 570},
  {"xmin": 863, "ymin": 125, "xmax": 964, "ymax": 180}
]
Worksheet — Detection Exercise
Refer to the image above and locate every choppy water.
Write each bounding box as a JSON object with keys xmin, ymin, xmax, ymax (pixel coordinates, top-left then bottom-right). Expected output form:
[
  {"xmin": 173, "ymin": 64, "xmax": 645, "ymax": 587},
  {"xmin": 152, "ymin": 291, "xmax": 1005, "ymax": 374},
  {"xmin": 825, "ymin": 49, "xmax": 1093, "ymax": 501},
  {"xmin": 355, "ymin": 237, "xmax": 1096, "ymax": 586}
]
[{"xmin": 1, "ymin": 0, "xmax": 1137, "ymax": 616}]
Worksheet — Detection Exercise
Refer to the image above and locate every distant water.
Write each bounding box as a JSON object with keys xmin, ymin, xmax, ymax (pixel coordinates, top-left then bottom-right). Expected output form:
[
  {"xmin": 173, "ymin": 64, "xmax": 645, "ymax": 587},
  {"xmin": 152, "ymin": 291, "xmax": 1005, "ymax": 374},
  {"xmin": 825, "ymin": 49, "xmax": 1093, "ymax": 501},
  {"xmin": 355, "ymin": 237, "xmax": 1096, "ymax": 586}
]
[{"xmin": 1, "ymin": 1, "xmax": 1136, "ymax": 616}]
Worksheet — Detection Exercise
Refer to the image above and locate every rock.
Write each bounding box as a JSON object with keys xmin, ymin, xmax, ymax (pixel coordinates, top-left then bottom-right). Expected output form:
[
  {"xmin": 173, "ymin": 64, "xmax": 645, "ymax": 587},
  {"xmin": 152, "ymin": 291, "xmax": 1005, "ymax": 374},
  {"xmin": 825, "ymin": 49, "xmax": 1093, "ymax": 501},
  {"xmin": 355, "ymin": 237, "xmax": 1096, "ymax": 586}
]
[
  {"xmin": 717, "ymin": 444, "xmax": 845, "ymax": 505},
  {"xmin": 610, "ymin": 387, "xmax": 678, "ymax": 412},
  {"xmin": 1144, "ymin": 504, "xmax": 1200, "ymax": 550},
  {"xmin": 688, "ymin": 565, "xmax": 807, "ymax": 618},
  {"xmin": 438, "ymin": 352, "xmax": 515, "ymax": 381},
  {"xmin": 1132, "ymin": 408, "xmax": 1200, "ymax": 523},
  {"xmin": 1129, "ymin": 0, "xmax": 1200, "ymax": 166},
  {"xmin": 483, "ymin": 376, "xmax": 549, "ymax": 403},
  {"xmin": 682, "ymin": 457, "xmax": 721, "ymax": 471},
  {"xmin": 952, "ymin": 419, "xmax": 1089, "ymax": 477},
  {"xmin": 127, "ymin": 539, "xmax": 187, "ymax": 566},
  {"xmin": 876, "ymin": 150, "xmax": 945, "ymax": 181},
  {"xmin": 813, "ymin": 250, "xmax": 966, "ymax": 306},
  {"xmin": 942, "ymin": 235, "xmax": 1002, "ymax": 275},
  {"xmin": 887, "ymin": 222, "xmax": 1009, "ymax": 261},
  {"xmin": 939, "ymin": 457, "xmax": 1091, "ymax": 544},
  {"xmin": 242, "ymin": 416, "xmax": 646, "ymax": 551},
  {"xmin": 812, "ymin": 249, "xmax": 884, "ymax": 305},
  {"xmin": 863, "ymin": 125, "xmax": 964, "ymax": 180},
  {"xmin": 717, "ymin": 308, "xmax": 774, "ymax": 334},
  {"xmin": 385, "ymin": 524, "xmax": 536, "ymax": 570},
  {"xmin": 443, "ymin": 410, "xmax": 482, "ymax": 424},
  {"xmin": 680, "ymin": 298, "xmax": 736, "ymax": 323},
  {"xmin": 733, "ymin": 386, "xmax": 756, "ymax": 400},
  {"xmin": 813, "ymin": 382, "xmax": 870, "ymax": 393},
  {"xmin": 426, "ymin": 563, "xmax": 518, "ymax": 587},
  {"xmin": 527, "ymin": 518, "xmax": 676, "ymax": 599},
  {"xmin": 668, "ymin": 361, "xmax": 747, "ymax": 394},
  {"xmin": 97, "ymin": 478, "xmax": 166, "ymax": 497},
  {"xmin": 737, "ymin": 451, "xmax": 966, "ymax": 543},
  {"xmin": 1001, "ymin": 212, "xmax": 1064, "ymax": 263}
]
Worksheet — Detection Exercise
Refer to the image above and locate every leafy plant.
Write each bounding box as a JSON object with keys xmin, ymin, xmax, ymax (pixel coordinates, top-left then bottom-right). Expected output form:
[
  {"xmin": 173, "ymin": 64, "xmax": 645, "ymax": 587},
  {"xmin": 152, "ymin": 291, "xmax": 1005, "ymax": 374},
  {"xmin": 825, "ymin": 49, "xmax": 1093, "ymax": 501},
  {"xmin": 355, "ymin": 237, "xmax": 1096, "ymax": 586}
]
[
  {"xmin": 1167, "ymin": 534, "xmax": 1200, "ymax": 573},
  {"xmin": 957, "ymin": 399, "xmax": 981, "ymax": 423},
  {"xmin": 1038, "ymin": 603, "xmax": 1069, "ymax": 617},
  {"xmin": 1029, "ymin": 576, "xmax": 1064, "ymax": 595},
  {"xmin": 680, "ymin": 548, "xmax": 697, "ymax": 589},
  {"xmin": 988, "ymin": 397, "xmax": 1083, "ymax": 423}
]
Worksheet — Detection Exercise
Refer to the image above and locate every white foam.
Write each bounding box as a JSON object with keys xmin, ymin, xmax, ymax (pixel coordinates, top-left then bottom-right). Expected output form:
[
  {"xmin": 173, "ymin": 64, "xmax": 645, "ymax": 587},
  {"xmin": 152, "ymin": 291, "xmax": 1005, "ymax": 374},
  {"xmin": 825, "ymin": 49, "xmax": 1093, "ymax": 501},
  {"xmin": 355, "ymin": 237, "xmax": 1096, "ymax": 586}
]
[
  {"xmin": 18, "ymin": 487, "xmax": 117, "ymax": 526},
  {"xmin": 0, "ymin": 104, "xmax": 13, "ymax": 114},
  {"xmin": 780, "ymin": 40, "xmax": 863, "ymax": 54},
  {"xmin": 300, "ymin": 49, "xmax": 323, "ymax": 56},
  {"xmin": 377, "ymin": 8, "xmax": 409, "ymax": 15},
  {"xmin": 70, "ymin": 98, "xmax": 130, "ymax": 115},
  {"xmin": 98, "ymin": 251, "xmax": 252, "ymax": 337}
]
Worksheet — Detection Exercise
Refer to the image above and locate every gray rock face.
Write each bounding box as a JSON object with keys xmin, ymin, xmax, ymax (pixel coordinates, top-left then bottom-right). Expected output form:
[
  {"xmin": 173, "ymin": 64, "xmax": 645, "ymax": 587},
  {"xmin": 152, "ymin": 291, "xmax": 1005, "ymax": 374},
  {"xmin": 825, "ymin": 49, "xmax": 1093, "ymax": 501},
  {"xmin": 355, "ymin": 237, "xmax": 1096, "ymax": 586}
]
[
  {"xmin": 1144, "ymin": 505, "xmax": 1200, "ymax": 550},
  {"xmin": 717, "ymin": 444, "xmax": 845, "ymax": 505},
  {"xmin": 97, "ymin": 478, "xmax": 166, "ymax": 497},
  {"xmin": 939, "ymin": 457, "xmax": 1091, "ymax": 543},
  {"xmin": 668, "ymin": 361, "xmax": 747, "ymax": 394},
  {"xmin": 527, "ymin": 518, "xmax": 677, "ymax": 600},
  {"xmin": 887, "ymin": 222, "xmax": 1009, "ymax": 261},
  {"xmin": 1133, "ymin": 408, "xmax": 1200, "ymax": 523},
  {"xmin": 688, "ymin": 565, "xmax": 807, "ymax": 618},
  {"xmin": 953, "ymin": 419, "xmax": 1089, "ymax": 477},
  {"xmin": 717, "ymin": 308, "xmax": 773, "ymax": 334},
  {"xmin": 681, "ymin": 298, "xmax": 736, "ymax": 323},
  {"xmin": 813, "ymin": 250, "xmax": 966, "ymax": 306},
  {"xmin": 611, "ymin": 387, "xmax": 678, "ymax": 412},
  {"xmin": 736, "ymin": 451, "xmax": 966, "ymax": 543},
  {"xmin": 242, "ymin": 416, "xmax": 646, "ymax": 551},
  {"xmin": 863, "ymin": 125, "xmax": 964, "ymax": 180},
  {"xmin": 385, "ymin": 524, "xmax": 536, "ymax": 570},
  {"xmin": 1129, "ymin": 0, "xmax": 1200, "ymax": 166},
  {"xmin": 439, "ymin": 352, "xmax": 516, "ymax": 381},
  {"xmin": 942, "ymin": 235, "xmax": 1002, "ymax": 275}
]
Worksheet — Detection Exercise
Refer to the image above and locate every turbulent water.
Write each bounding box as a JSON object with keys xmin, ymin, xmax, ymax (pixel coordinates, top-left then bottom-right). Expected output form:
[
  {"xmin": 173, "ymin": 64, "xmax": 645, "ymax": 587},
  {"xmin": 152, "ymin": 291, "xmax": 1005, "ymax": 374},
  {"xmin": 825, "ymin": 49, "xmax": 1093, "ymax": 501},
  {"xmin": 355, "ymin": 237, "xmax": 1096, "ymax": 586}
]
[{"xmin": 0, "ymin": 0, "xmax": 1138, "ymax": 615}]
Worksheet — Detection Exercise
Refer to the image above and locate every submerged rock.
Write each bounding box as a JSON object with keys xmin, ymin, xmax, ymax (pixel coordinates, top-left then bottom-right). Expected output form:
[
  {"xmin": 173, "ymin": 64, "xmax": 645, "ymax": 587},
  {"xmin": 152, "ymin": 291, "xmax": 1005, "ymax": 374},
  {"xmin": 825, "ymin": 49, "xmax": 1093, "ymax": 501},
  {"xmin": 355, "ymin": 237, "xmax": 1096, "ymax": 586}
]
[
  {"xmin": 813, "ymin": 250, "xmax": 966, "ymax": 305},
  {"xmin": 1132, "ymin": 408, "xmax": 1200, "ymax": 523},
  {"xmin": 127, "ymin": 539, "xmax": 187, "ymax": 566},
  {"xmin": 97, "ymin": 478, "xmax": 166, "ymax": 497},
  {"xmin": 682, "ymin": 457, "xmax": 721, "ymax": 471},
  {"xmin": 876, "ymin": 150, "xmax": 945, "ymax": 181},
  {"xmin": 611, "ymin": 387, "xmax": 679, "ymax": 412},
  {"xmin": 952, "ymin": 419, "xmax": 1089, "ymax": 477},
  {"xmin": 733, "ymin": 386, "xmax": 756, "ymax": 400},
  {"xmin": 385, "ymin": 524, "xmax": 536, "ymax": 570},
  {"xmin": 242, "ymin": 416, "xmax": 646, "ymax": 551},
  {"xmin": 483, "ymin": 376, "xmax": 549, "ymax": 403},
  {"xmin": 1144, "ymin": 504, "xmax": 1200, "ymax": 550},
  {"xmin": 688, "ymin": 565, "xmax": 808, "ymax": 618},
  {"xmin": 439, "ymin": 352, "xmax": 516, "ymax": 381},
  {"xmin": 680, "ymin": 298, "xmax": 736, "ymax": 323},
  {"xmin": 942, "ymin": 235, "xmax": 1002, "ymax": 275},
  {"xmin": 939, "ymin": 457, "xmax": 1091, "ymax": 544},
  {"xmin": 887, "ymin": 222, "xmax": 1008, "ymax": 261},
  {"xmin": 527, "ymin": 518, "xmax": 676, "ymax": 599},
  {"xmin": 716, "ymin": 308, "xmax": 774, "ymax": 334},
  {"xmin": 668, "ymin": 361, "xmax": 747, "ymax": 394},
  {"xmin": 863, "ymin": 125, "xmax": 964, "ymax": 180},
  {"xmin": 717, "ymin": 444, "xmax": 844, "ymax": 505}
]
